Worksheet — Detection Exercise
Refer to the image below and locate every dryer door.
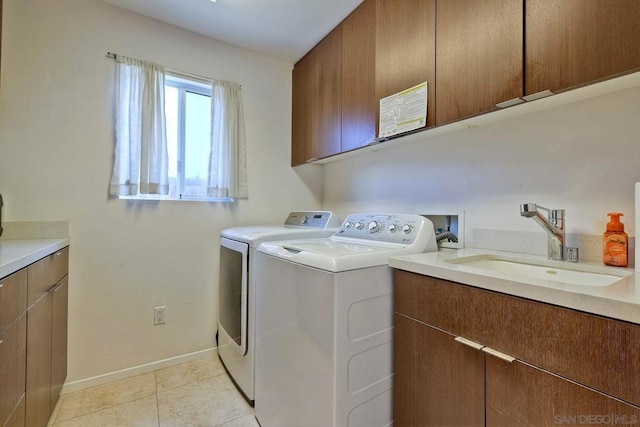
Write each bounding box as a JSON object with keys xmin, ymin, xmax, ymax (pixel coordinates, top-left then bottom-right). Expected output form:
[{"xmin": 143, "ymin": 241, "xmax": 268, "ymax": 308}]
[{"xmin": 219, "ymin": 237, "xmax": 249, "ymax": 355}]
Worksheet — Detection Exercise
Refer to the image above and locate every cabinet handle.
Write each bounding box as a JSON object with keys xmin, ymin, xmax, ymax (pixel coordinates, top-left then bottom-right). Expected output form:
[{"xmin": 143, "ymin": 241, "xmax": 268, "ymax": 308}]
[
  {"xmin": 0, "ymin": 283, "xmax": 4, "ymax": 289},
  {"xmin": 522, "ymin": 89, "xmax": 554, "ymax": 102},
  {"xmin": 54, "ymin": 251, "xmax": 62, "ymax": 257},
  {"xmin": 0, "ymin": 340, "xmax": 3, "ymax": 345},
  {"xmin": 482, "ymin": 346, "xmax": 515, "ymax": 363},
  {"xmin": 306, "ymin": 158, "xmax": 317, "ymax": 163},
  {"xmin": 454, "ymin": 336, "xmax": 484, "ymax": 351},
  {"xmin": 496, "ymin": 97, "xmax": 524, "ymax": 108}
]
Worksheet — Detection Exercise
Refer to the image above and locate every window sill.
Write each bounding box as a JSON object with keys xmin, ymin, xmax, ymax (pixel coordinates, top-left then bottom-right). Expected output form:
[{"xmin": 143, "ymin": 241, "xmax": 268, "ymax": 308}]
[{"xmin": 116, "ymin": 195, "xmax": 235, "ymax": 203}]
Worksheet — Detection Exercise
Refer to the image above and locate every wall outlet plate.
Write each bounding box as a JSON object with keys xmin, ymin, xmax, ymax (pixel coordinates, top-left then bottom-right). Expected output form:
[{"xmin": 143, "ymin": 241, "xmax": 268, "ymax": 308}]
[
  {"xmin": 421, "ymin": 211, "xmax": 465, "ymax": 249},
  {"xmin": 154, "ymin": 306, "xmax": 166, "ymax": 325}
]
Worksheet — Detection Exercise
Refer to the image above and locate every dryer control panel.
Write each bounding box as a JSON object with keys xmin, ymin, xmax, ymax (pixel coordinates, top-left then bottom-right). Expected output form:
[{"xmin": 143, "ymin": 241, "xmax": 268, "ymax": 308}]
[
  {"xmin": 284, "ymin": 211, "xmax": 341, "ymax": 229},
  {"xmin": 335, "ymin": 213, "xmax": 436, "ymax": 247}
]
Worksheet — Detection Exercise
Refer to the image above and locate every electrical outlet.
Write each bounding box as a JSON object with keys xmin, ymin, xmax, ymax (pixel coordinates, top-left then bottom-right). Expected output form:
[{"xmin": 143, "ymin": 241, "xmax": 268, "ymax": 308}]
[{"xmin": 154, "ymin": 306, "xmax": 166, "ymax": 325}]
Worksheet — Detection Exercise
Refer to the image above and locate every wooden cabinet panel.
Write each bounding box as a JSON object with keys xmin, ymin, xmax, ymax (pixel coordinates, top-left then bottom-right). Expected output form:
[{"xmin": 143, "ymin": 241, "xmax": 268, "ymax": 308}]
[
  {"xmin": 526, "ymin": 0, "xmax": 640, "ymax": 95},
  {"xmin": 0, "ymin": 315, "xmax": 27, "ymax": 427},
  {"xmin": 436, "ymin": 0, "xmax": 523, "ymax": 125},
  {"xmin": 393, "ymin": 312, "xmax": 485, "ymax": 427},
  {"xmin": 5, "ymin": 394, "xmax": 26, "ymax": 427},
  {"xmin": 312, "ymin": 28, "xmax": 342, "ymax": 160},
  {"xmin": 393, "ymin": 314, "xmax": 416, "ymax": 427},
  {"xmin": 486, "ymin": 356, "xmax": 640, "ymax": 426},
  {"xmin": 27, "ymin": 247, "xmax": 69, "ymax": 307},
  {"xmin": 50, "ymin": 277, "xmax": 68, "ymax": 410},
  {"xmin": 375, "ymin": 0, "xmax": 436, "ymax": 128},
  {"xmin": 291, "ymin": 28, "xmax": 342, "ymax": 165},
  {"xmin": 291, "ymin": 53, "xmax": 313, "ymax": 166},
  {"xmin": 414, "ymin": 321, "xmax": 484, "ymax": 427},
  {"xmin": 458, "ymin": 283, "xmax": 640, "ymax": 408},
  {"xmin": 0, "ymin": 269, "xmax": 28, "ymax": 332},
  {"xmin": 341, "ymin": 0, "xmax": 376, "ymax": 151},
  {"xmin": 26, "ymin": 293, "xmax": 52, "ymax": 427}
]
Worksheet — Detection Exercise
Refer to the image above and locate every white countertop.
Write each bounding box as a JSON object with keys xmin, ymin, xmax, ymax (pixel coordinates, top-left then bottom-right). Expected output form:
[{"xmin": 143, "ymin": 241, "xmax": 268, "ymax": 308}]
[
  {"xmin": 389, "ymin": 248, "xmax": 640, "ymax": 325},
  {"xmin": 0, "ymin": 238, "xmax": 70, "ymax": 278}
]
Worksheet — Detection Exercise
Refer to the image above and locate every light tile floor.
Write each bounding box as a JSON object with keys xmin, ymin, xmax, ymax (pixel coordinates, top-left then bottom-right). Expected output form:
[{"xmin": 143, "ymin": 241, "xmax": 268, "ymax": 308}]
[{"xmin": 47, "ymin": 356, "xmax": 259, "ymax": 427}]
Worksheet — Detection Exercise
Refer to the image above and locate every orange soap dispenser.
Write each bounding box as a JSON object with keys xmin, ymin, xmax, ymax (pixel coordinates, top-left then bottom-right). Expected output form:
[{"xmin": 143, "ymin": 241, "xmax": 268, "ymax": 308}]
[{"xmin": 603, "ymin": 212, "xmax": 628, "ymax": 267}]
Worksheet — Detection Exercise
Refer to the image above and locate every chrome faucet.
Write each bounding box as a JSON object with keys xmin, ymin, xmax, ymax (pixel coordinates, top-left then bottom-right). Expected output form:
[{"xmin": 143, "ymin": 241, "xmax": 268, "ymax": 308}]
[{"xmin": 520, "ymin": 203, "xmax": 565, "ymax": 260}]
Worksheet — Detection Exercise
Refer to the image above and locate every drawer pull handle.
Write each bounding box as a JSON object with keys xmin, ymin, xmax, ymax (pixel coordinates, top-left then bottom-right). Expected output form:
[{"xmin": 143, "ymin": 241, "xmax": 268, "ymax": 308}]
[
  {"xmin": 454, "ymin": 336, "xmax": 484, "ymax": 351},
  {"xmin": 0, "ymin": 340, "xmax": 3, "ymax": 345},
  {"xmin": 482, "ymin": 346, "xmax": 515, "ymax": 363},
  {"xmin": 0, "ymin": 283, "xmax": 4, "ymax": 289},
  {"xmin": 54, "ymin": 251, "xmax": 62, "ymax": 257}
]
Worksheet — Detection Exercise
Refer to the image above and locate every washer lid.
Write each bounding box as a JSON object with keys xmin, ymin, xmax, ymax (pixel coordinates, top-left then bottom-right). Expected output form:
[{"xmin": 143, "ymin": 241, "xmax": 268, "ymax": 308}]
[
  {"xmin": 257, "ymin": 238, "xmax": 419, "ymax": 272},
  {"xmin": 221, "ymin": 226, "xmax": 337, "ymax": 247}
]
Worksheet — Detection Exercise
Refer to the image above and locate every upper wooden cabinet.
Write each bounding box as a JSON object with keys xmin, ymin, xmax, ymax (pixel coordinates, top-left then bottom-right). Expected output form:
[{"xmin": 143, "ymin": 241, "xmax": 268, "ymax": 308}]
[
  {"xmin": 436, "ymin": 0, "xmax": 523, "ymax": 125},
  {"xmin": 291, "ymin": 27, "xmax": 343, "ymax": 166},
  {"xmin": 375, "ymin": 0, "xmax": 436, "ymax": 129},
  {"xmin": 341, "ymin": 0, "xmax": 377, "ymax": 152},
  {"xmin": 292, "ymin": 0, "xmax": 640, "ymax": 164},
  {"xmin": 525, "ymin": 0, "xmax": 640, "ymax": 95}
]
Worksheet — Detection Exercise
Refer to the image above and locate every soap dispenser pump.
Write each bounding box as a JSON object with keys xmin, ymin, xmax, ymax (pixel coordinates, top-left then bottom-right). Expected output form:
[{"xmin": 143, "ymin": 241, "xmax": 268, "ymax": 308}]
[{"xmin": 603, "ymin": 212, "xmax": 628, "ymax": 267}]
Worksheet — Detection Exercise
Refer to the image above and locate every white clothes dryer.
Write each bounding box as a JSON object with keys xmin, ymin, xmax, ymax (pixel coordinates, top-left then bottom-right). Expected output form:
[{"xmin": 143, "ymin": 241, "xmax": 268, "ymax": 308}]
[
  {"xmin": 254, "ymin": 213, "xmax": 438, "ymax": 426},
  {"xmin": 217, "ymin": 211, "xmax": 340, "ymax": 404}
]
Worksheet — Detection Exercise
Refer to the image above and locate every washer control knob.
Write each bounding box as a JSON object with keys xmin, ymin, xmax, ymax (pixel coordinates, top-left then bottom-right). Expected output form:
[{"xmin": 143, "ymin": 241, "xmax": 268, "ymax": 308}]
[
  {"xmin": 367, "ymin": 221, "xmax": 381, "ymax": 233},
  {"xmin": 388, "ymin": 223, "xmax": 399, "ymax": 233},
  {"xmin": 355, "ymin": 222, "xmax": 364, "ymax": 230},
  {"xmin": 344, "ymin": 221, "xmax": 354, "ymax": 230},
  {"xmin": 402, "ymin": 224, "xmax": 414, "ymax": 234},
  {"xmin": 300, "ymin": 216, "xmax": 309, "ymax": 225}
]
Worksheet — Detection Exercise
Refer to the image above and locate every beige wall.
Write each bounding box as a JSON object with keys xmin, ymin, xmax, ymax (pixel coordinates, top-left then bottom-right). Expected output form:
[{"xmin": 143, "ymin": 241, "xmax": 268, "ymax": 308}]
[
  {"xmin": 323, "ymin": 84, "xmax": 640, "ymax": 249},
  {"xmin": 0, "ymin": 0, "xmax": 322, "ymax": 382}
]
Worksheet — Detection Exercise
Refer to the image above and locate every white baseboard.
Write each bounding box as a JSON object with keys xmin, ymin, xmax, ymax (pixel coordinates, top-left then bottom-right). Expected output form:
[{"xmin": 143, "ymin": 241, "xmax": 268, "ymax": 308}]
[{"xmin": 60, "ymin": 347, "xmax": 217, "ymax": 395}]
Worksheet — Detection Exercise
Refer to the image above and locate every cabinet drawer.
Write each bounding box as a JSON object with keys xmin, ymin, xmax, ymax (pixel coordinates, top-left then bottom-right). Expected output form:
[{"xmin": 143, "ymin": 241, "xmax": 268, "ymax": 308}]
[
  {"xmin": 0, "ymin": 314, "xmax": 27, "ymax": 426},
  {"xmin": 27, "ymin": 247, "xmax": 68, "ymax": 307},
  {"xmin": 0, "ymin": 269, "xmax": 27, "ymax": 332},
  {"xmin": 458, "ymin": 283, "xmax": 640, "ymax": 408}
]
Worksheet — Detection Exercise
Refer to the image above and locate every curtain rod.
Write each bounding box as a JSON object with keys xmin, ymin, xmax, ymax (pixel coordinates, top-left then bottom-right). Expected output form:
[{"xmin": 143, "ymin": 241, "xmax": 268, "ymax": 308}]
[{"xmin": 105, "ymin": 51, "xmax": 220, "ymax": 85}]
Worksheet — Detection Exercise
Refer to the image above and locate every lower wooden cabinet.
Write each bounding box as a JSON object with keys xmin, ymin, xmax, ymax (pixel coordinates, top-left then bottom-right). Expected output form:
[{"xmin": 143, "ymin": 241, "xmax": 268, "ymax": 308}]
[
  {"xmin": 26, "ymin": 292, "xmax": 52, "ymax": 427},
  {"xmin": 393, "ymin": 270, "xmax": 640, "ymax": 426},
  {"xmin": 50, "ymin": 277, "xmax": 68, "ymax": 409},
  {"xmin": 0, "ymin": 246, "xmax": 69, "ymax": 427},
  {"xmin": 0, "ymin": 315, "xmax": 27, "ymax": 426}
]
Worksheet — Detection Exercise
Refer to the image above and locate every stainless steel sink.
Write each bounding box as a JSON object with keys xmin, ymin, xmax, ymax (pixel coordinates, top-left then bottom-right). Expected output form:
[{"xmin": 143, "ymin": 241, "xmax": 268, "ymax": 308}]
[{"xmin": 445, "ymin": 254, "xmax": 632, "ymax": 286}]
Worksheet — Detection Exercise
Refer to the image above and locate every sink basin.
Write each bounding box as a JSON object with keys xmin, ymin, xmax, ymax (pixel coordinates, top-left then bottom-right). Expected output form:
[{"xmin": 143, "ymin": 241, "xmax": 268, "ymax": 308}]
[{"xmin": 445, "ymin": 254, "xmax": 631, "ymax": 287}]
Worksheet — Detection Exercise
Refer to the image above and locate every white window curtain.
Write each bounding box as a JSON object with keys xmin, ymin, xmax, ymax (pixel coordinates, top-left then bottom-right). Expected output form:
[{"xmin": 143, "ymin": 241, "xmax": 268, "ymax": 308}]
[
  {"xmin": 109, "ymin": 55, "xmax": 169, "ymax": 196},
  {"xmin": 208, "ymin": 80, "xmax": 248, "ymax": 199}
]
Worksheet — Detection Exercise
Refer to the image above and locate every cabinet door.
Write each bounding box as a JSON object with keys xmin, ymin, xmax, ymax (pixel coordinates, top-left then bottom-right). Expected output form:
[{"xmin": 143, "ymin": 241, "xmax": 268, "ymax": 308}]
[
  {"xmin": 486, "ymin": 355, "xmax": 640, "ymax": 426},
  {"xmin": 375, "ymin": 0, "xmax": 436, "ymax": 128},
  {"xmin": 311, "ymin": 28, "xmax": 342, "ymax": 161},
  {"xmin": 341, "ymin": 0, "xmax": 376, "ymax": 151},
  {"xmin": 50, "ymin": 277, "xmax": 68, "ymax": 410},
  {"xmin": 436, "ymin": 0, "xmax": 523, "ymax": 125},
  {"xmin": 526, "ymin": 0, "xmax": 640, "ymax": 96},
  {"xmin": 394, "ymin": 313, "xmax": 484, "ymax": 427},
  {"xmin": 291, "ymin": 28, "xmax": 343, "ymax": 165},
  {"xmin": 0, "ymin": 315, "xmax": 27, "ymax": 427},
  {"xmin": 291, "ymin": 52, "xmax": 314, "ymax": 166},
  {"xmin": 26, "ymin": 293, "xmax": 52, "ymax": 427}
]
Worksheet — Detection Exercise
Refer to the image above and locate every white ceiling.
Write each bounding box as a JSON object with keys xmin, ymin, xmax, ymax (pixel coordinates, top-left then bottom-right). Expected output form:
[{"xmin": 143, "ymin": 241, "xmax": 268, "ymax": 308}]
[{"xmin": 100, "ymin": 0, "xmax": 364, "ymax": 63}]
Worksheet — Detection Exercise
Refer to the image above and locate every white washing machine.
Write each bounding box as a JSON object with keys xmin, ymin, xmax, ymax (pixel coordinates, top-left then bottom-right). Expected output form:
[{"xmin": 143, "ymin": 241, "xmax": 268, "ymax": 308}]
[
  {"xmin": 218, "ymin": 211, "xmax": 340, "ymax": 404},
  {"xmin": 254, "ymin": 213, "xmax": 438, "ymax": 427}
]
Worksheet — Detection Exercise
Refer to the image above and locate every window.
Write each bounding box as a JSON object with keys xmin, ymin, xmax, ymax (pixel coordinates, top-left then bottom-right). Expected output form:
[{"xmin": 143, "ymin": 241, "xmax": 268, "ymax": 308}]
[
  {"xmin": 109, "ymin": 54, "xmax": 247, "ymax": 201},
  {"xmin": 165, "ymin": 74, "xmax": 223, "ymax": 200}
]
